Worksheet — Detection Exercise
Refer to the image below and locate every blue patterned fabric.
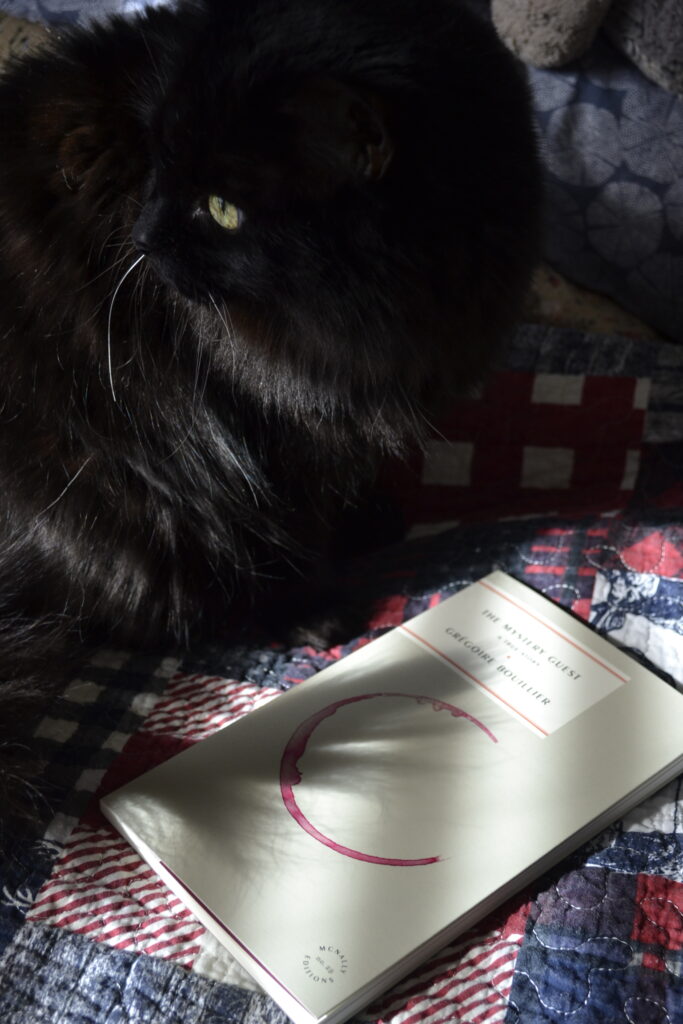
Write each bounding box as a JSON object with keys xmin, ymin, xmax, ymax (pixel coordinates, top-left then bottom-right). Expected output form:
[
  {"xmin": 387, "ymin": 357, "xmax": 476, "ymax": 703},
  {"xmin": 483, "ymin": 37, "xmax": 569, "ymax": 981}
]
[
  {"xmin": 530, "ymin": 36, "xmax": 683, "ymax": 342},
  {"xmin": 508, "ymin": 863, "xmax": 683, "ymax": 1024},
  {"xmin": 1, "ymin": 923, "xmax": 285, "ymax": 1024}
]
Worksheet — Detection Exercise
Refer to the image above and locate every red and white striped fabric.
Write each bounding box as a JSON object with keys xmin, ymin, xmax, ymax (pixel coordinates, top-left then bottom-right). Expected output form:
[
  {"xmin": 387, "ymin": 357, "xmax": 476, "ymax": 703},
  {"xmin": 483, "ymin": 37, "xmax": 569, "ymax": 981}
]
[
  {"xmin": 27, "ymin": 825, "xmax": 204, "ymax": 965},
  {"xmin": 142, "ymin": 674, "xmax": 281, "ymax": 739},
  {"xmin": 365, "ymin": 916, "xmax": 529, "ymax": 1024}
]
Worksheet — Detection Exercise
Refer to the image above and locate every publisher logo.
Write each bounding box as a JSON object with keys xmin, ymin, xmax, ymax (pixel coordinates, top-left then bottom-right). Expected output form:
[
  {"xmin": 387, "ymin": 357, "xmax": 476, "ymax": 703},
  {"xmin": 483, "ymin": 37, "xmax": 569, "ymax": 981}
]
[{"xmin": 302, "ymin": 945, "xmax": 349, "ymax": 984}]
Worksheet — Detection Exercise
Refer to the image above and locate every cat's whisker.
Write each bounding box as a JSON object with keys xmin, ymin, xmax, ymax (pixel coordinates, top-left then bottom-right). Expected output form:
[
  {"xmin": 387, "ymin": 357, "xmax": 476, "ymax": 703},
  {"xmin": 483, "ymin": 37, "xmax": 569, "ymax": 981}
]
[
  {"xmin": 106, "ymin": 253, "xmax": 145, "ymax": 403},
  {"xmin": 77, "ymin": 247, "xmax": 133, "ymax": 294},
  {"xmin": 122, "ymin": 193, "xmax": 143, "ymax": 210},
  {"xmin": 37, "ymin": 457, "xmax": 93, "ymax": 517},
  {"xmin": 191, "ymin": 328, "xmax": 208, "ymax": 408},
  {"xmin": 128, "ymin": 254, "xmax": 151, "ymax": 377},
  {"xmin": 396, "ymin": 379, "xmax": 448, "ymax": 446},
  {"xmin": 208, "ymin": 293, "xmax": 233, "ymax": 339},
  {"xmin": 89, "ymin": 221, "xmax": 129, "ymax": 271},
  {"xmin": 160, "ymin": 306, "xmax": 214, "ymax": 464},
  {"xmin": 209, "ymin": 293, "xmax": 240, "ymax": 396},
  {"xmin": 140, "ymin": 28, "xmax": 164, "ymax": 90}
]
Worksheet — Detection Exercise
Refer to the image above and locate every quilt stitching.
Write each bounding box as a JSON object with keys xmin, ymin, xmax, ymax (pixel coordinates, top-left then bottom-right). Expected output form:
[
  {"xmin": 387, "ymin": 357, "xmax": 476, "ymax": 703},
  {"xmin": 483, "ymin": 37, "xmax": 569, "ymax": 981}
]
[{"xmin": 507, "ymin": 867, "xmax": 683, "ymax": 1023}]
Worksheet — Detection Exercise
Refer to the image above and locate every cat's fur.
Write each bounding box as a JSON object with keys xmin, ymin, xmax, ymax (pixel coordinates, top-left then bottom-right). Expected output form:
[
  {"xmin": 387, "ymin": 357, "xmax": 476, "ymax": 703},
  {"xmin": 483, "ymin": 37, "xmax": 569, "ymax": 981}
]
[{"xmin": 0, "ymin": 0, "xmax": 541, "ymax": 823}]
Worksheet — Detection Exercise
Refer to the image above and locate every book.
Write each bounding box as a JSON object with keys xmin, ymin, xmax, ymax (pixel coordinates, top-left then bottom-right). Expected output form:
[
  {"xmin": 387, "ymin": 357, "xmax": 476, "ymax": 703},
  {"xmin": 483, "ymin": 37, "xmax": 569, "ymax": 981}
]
[{"xmin": 101, "ymin": 571, "xmax": 683, "ymax": 1024}]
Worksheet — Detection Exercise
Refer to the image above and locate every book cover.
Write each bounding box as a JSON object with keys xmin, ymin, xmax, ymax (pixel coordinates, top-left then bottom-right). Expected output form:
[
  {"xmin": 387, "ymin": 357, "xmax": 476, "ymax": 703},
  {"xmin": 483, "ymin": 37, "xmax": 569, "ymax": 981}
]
[{"xmin": 101, "ymin": 571, "xmax": 683, "ymax": 1024}]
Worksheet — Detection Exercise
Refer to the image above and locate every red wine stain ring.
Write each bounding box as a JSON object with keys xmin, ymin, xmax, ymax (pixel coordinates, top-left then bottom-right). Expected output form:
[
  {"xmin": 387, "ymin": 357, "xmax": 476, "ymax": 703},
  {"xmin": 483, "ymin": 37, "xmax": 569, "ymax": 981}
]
[{"xmin": 279, "ymin": 691, "xmax": 497, "ymax": 866}]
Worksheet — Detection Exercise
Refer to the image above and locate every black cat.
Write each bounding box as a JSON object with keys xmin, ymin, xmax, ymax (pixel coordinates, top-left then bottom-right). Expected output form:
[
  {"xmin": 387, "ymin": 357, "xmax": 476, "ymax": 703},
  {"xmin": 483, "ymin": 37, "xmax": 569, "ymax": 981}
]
[{"xmin": 0, "ymin": 0, "xmax": 541, "ymax": 821}]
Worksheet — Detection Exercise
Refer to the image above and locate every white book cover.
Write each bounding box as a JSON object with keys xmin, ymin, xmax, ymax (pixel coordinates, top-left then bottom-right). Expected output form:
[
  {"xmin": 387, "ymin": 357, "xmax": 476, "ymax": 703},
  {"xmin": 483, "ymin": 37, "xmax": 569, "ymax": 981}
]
[{"xmin": 101, "ymin": 571, "xmax": 683, "ymax": 1024}]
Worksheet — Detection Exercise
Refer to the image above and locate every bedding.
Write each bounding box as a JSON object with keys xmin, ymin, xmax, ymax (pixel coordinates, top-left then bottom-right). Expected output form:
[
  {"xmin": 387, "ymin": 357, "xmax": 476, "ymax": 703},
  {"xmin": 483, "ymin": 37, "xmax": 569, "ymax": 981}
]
[
  {"xmin": 1, "ymin": 321, "xmax": 682, "ymax": 1024},
  {"xmin": 529, "ymin": 36, "xmax": 683, "ymax": 343},
  {"xmin": 0, "ymin": 7, "xmax": 681, "ymax": 1022}
]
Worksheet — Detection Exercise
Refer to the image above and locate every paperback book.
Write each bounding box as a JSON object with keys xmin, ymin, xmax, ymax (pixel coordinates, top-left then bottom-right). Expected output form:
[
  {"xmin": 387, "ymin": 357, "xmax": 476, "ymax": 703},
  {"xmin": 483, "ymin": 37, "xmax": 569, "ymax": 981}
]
[{"xmin": 101, "ymin": 571, "xmax": 683, "ymax": 1024}]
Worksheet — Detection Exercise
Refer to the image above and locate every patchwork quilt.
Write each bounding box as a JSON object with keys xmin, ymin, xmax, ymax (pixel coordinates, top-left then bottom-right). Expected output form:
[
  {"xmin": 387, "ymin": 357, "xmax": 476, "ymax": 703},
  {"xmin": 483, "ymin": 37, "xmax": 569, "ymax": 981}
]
[{"xmin": 1, "ymin": 323, "xmax": 682, "ymax": 1024}]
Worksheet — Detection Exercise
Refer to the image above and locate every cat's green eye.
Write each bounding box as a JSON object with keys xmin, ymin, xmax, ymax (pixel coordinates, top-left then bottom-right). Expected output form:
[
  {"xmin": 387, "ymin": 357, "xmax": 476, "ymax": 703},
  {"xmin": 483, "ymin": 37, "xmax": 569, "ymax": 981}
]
[{"xmin": 208, "ymin": 195, "xmax": 243, "ymax": 231}]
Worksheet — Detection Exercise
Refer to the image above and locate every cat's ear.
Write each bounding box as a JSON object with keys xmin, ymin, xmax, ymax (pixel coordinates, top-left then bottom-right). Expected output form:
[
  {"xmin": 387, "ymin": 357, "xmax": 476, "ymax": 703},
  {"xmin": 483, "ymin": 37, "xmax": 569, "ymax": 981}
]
[{"xmin": 282, "ymin": 78, "xmax": 393, "ymax": 188}]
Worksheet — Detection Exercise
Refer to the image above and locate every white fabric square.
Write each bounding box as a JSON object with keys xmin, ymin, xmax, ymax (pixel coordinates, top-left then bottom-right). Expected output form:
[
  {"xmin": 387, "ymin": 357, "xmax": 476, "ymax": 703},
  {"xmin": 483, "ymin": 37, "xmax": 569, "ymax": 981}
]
[
  {"xmin": 422, "ymin": 440, "xmax": 474, "ymax": 486},
  {"xmin": 75, "ymin": 768, "xmax": 106, "ymax": 793},
  {"xmin": 131, "ymin": 691, "xmax": 161, "ymax": 717},
  {"xmin": 634, "ymin": 378, "xmax": 651, "ymax": 409},
  {"xmin": 63, "ymin": 679, "xmax": 104, "ymax": 704},
  {"xmin": 621, "ymin": 449, "xmax": 640, "ymax": 490},
  {"xmin": 43, "ymin": 812, "xmax": 79, "ymax": 845},
  {"xmin": 531, "ymin": 373, "xmax": 584, "ymax": 405},
  {"xmin": 521, "ymin": 446, "xmax": 574, "ymax": 489},
  {"xmin": 632, "ymin": 377, "xmax": 651, "ymax": 410},
  {"xmin": 34, "ymin": 717, "xmax": 79, "ymax": 742},
  {"xmin": 194, "ymin": 930, "xmax": 263, "ymax": 990},
  {"xmin": 622, "ymin": 779, "xmax": 681, "ymax": 835},
  {"xmin": 153, "ymin": 656, "xmax": 182, "ymax": 679},
  {"xmin": 103, "ymin": 730, "xmax": 130, "ymax": 752},
  {"xmin": 408, "ymin": 520, "xmax": 460, "ymax": 539},
  {"xmin": 89, "ymin": 649, "xmax": 129, "ymax": 670}
]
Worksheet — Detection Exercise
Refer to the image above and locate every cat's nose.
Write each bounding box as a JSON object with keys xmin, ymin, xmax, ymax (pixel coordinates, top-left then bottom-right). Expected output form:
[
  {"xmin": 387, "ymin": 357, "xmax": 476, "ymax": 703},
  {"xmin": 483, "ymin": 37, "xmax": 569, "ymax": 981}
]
[
  {"xmin": 131, "ymin": 199, "xmax": 165, "ymax": 255},
  {"xmin": 131, "ymin": 219, "xmax": 155, "ymax": 255}
]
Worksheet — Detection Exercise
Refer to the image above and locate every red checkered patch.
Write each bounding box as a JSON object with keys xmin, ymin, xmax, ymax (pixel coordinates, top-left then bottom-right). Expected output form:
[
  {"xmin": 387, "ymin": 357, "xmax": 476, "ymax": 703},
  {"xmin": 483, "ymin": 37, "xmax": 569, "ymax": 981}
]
[{"xmin": 385, "ymin": 371, "xmax": 649, "ymax": 527}]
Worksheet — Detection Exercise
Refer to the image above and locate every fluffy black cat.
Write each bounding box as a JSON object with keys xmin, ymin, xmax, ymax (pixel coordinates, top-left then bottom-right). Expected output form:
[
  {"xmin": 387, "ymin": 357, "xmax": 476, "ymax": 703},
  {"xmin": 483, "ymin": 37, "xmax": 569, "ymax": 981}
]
[{"xmin": 0, "ymin": 0, "xmax": 540, "ymax": 822}]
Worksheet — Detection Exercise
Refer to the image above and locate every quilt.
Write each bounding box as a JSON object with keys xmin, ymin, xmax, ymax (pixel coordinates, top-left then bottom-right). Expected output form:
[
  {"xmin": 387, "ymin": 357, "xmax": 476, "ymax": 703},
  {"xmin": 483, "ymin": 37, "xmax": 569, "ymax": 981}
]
[{"xmin": 1, "ymin": 322, "xmax": 682, "ymax": 1024}]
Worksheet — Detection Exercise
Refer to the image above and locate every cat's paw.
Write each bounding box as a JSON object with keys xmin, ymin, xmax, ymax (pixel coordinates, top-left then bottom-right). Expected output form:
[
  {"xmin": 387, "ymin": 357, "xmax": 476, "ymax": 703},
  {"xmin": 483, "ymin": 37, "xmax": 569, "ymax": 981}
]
[
  {"xmin": 285, "ymin": 608, "xmax": 364, "ymax": 650},
  {"xmin": 258, "ymin": 583, "xmax": 374, "ymax": 651}
]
